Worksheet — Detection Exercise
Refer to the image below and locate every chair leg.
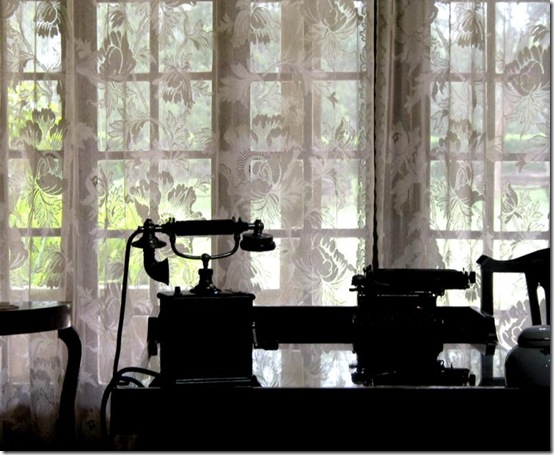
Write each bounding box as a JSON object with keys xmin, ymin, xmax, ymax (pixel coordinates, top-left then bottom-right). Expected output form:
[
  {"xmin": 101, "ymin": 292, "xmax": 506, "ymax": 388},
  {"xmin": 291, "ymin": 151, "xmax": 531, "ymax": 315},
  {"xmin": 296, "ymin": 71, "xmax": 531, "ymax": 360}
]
[{"xmin": 56, "ymin": 327, "xmax": 82, "ymax": 449}]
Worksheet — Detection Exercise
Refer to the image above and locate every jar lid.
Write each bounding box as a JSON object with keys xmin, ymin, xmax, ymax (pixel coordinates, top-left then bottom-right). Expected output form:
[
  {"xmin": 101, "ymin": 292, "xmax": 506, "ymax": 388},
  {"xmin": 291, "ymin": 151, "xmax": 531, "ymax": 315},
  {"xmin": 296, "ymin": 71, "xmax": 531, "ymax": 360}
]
[{"xmin": 518, "ymin": 325, "xmax": 551, "ymax": 348}]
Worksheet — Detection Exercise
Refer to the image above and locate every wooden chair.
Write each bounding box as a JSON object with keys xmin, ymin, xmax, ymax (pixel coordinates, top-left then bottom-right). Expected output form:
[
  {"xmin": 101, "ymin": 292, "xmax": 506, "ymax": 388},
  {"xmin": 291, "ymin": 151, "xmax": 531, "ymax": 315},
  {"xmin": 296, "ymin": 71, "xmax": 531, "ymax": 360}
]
[
  {"xmin": 476, "ymin": 247, "xmax": 550, "ymax": 385},
  {"xmin": 477, "ymin": 247, "xmax": 550, "ymax": 326}
]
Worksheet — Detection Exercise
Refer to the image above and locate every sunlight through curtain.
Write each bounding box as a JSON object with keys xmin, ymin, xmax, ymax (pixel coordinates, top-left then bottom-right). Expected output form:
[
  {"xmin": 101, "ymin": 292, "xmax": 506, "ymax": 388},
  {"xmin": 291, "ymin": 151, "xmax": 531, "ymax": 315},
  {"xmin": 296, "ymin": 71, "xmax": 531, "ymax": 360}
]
[{"xmin": 0, "ymin": 0, "xmax": 549, "ymax": 448}]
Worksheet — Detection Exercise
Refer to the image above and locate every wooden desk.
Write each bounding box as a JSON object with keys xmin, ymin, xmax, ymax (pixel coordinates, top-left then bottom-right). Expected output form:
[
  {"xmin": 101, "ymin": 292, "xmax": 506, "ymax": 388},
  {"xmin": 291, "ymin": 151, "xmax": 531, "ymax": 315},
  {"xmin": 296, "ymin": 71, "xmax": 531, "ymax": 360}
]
[
  {"xmin": 0, "ymin": 301, "xmax": 81, "ymax": 448},
  {"xmin": 113, "ymin": 301, "xmax": 542, "ymax": 450},
  {"xmin": 110, "ymin": 384, "xmax": 550, "ymax": 451}
]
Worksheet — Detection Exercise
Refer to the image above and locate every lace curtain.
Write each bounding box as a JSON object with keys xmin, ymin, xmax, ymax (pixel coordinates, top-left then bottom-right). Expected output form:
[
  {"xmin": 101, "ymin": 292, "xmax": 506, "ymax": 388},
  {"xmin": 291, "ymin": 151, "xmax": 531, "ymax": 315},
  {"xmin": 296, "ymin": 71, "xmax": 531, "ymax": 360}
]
[{"xmin": 0, "ymin": 0, "xmax": 550, "ymax": 449}]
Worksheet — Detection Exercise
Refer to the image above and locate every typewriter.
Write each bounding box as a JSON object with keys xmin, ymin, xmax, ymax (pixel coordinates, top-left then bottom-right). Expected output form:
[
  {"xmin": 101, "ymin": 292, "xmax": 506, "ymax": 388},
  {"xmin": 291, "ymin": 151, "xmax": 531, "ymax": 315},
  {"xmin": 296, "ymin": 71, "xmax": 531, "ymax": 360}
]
[{"xmin": 349, "ymin": 266, "xmax": 477, "ymax": 386}]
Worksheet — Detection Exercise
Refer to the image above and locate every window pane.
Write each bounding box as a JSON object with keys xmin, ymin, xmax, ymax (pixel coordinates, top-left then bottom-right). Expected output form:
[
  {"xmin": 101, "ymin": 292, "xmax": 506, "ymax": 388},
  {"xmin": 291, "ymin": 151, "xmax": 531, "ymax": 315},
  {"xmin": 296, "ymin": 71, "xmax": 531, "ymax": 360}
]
[
  {"xmin": 159, "ymin": 81, "xmax": 213, "ymax": 150},
  {"xmin": 495, "ymin": 161, "xmax": 550, "ymax": 232},
  {"xmin": 97, "ymin": 82, "xmax": 151, "ymax": 152},
  {"xmin": 97, "ymin": 3, "xmax": 151, "ymax": 74},
  {"xmin": 10, "ymin": 236, "xmax": 63, "ymax": 290},
  {"xmin": 9, "ymin": 158, "xmax": 63, "ymax": 229},
  {"xmin": 158, "ymin": 158, "xmax": 212, "ymax": 220},
  {"xmin": 7, "ymin": 2, "xmax": 62, "ymax": 73},
  {"xmin": 320, "ymin": 160, "xmax": 361, "ymax": 229},
  {"xmin": 159, "ymin": 2, "xmax": 213, "ymax": 72},
  {"xmin": 8, "ymin": 82, "xmax": 63, "ymax": 151},
  {"xmin": 430, "ymin": 160, "xmax": 484, "ymax": 231},
  {"xmin": 250, "ymin": 3, "xmax": 281, "ymax": 73}
]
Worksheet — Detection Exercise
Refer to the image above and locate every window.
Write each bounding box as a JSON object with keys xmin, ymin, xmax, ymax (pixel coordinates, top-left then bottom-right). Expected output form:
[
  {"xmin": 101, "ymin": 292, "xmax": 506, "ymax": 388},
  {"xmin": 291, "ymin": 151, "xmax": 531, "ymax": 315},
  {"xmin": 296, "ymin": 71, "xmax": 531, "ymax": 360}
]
[
  {"xmin": 427, "ymin": 1, "xmax": 550, "ymax": 380},
  {"xmin": 4, "ymin": 1, "xmax": 65, "ymax": 300},
  {"xmin": 0, "ymin": 0, "xmax": 550, "ymax": 445},
  {"xmin": 429, "ymin": 1, "xmax": 550, "ymax": 309},
  {"xmin": 92, "ymin": 0, "xmax": 370, "ymax": 385}
]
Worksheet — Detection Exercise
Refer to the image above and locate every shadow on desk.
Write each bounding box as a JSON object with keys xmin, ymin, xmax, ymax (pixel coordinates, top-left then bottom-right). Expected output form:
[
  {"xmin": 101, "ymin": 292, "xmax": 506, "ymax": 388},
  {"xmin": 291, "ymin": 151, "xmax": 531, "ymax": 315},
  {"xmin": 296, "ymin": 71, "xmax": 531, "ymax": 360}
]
[{"xmin": 109, "ymin": 385, "xmax": 550, "ymax": 451}]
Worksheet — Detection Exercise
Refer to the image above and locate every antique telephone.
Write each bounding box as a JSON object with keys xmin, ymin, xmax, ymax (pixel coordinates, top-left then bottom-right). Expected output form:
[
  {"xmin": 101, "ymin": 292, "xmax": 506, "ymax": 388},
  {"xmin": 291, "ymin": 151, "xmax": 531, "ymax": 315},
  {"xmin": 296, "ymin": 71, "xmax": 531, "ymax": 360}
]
[
  {"xmin": 101, "ymin": 217, "xmax": 275, "ymax": 438},
  {"xmin": 131, "ymin": 217, "xmax": 275, "ymax": 290},
  {"xmin": 127, "ymin": 217, "xmax": 275, "ymax": 386}
]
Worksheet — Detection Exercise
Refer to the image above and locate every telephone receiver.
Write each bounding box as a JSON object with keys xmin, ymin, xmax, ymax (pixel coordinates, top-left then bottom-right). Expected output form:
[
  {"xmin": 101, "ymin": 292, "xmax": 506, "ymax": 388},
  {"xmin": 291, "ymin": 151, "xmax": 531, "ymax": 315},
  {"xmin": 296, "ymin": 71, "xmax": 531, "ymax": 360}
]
[
  {"xmin": 131, "ymin": 218, "xmax": 275, "ymax": 285},
  {"xmin": 131, "ymin": 219, "xmax": 170, "ymax": 285}
]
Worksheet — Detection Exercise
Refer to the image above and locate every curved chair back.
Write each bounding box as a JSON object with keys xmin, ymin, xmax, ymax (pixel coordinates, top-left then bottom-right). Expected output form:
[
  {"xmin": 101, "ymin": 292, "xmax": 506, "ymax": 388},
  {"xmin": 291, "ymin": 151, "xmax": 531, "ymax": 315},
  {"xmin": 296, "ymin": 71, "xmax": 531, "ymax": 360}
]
[{"xmin": 477, "ymin": 247, "xmax": 550, "ymax": 326}]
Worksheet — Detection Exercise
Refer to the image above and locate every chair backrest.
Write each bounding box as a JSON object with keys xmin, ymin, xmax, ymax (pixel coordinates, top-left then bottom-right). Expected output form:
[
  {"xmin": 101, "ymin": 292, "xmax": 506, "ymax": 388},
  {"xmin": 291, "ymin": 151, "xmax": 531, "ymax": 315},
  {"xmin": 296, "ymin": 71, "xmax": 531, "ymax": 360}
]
[{"xmin": 476, "ymin": 247, "xmax": 550, "ymax": 326}]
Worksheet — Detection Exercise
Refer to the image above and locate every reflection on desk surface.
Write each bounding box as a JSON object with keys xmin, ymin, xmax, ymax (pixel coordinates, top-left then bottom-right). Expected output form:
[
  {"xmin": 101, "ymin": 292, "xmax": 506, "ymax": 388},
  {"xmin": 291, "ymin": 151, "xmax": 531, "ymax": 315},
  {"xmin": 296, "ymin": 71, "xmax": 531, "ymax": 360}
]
[
  {"xmin": 140, "ymin": 343, "xmax": 509, "ymax": 388},
  {"xmin": 0, "ymin": 303, "xmax": 18, "ymax": 310},
  {"xmin": 250, "ymin": 344, "xmax": 510, "ymax": 387},
  {"xmin": 0, "ymin": 301, "xmax": 71, "ymax": 309}
]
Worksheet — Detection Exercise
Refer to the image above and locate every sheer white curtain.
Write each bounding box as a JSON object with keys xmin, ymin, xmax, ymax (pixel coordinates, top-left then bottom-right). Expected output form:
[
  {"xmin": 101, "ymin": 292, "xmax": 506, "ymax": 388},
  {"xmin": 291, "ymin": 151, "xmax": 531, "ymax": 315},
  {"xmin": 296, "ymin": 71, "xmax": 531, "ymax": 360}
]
[
  {"xmin": 0, "ymin": 0, "xmax": 549, "ymax": 449},
  {"xmin": 374, "ymin": 0, "xmax": 550, "ymax": 379}
]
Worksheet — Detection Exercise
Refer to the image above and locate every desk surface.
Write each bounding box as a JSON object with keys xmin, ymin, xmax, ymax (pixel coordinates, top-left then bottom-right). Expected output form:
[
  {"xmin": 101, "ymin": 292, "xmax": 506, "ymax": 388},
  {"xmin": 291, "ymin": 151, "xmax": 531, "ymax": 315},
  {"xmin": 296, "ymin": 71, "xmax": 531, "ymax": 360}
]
[
  {"xmin": 110, "ymin": 385, "xmax": 551, "ymax": 451},
  {"xmin": 0, "ymin": 301, "xmax": 72, "ymax": 335}
]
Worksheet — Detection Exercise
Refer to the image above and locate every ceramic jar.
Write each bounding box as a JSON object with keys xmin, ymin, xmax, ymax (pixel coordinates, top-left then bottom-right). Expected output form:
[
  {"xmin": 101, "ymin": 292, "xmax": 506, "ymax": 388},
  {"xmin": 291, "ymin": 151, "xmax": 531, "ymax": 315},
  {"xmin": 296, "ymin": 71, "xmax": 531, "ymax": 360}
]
[{"xmin": 505, "ymin": 325, "xmax": 550, "ymax": 387}]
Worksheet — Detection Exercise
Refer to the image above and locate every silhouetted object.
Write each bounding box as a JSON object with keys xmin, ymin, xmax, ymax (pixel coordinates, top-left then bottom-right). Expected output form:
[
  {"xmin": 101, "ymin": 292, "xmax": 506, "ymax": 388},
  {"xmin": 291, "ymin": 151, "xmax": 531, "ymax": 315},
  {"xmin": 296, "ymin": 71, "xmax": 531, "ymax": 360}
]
[
  {"xmin": 505, "ymin": 324, "xmax": 550, "ymax": 387},
  {"xmin": 477, "ymin": 247, "xmax": 550, "ymax": 385},
  {"xmin": 477, "ymin": 247, "xmax": 550, "ymax": 325},
  {"xmin": 131, "ymin": 217, "xmax": 275, "ymax": 386},
  {"xmin": 131, "ymin": 217, "xmax": 275, "ymax": 293},
  {"xmin": 102, "ymin": 216, "xmax": 275, "ymax": 444},
  {"xmin": 131, "ymin": 219, "xmax": 169, "ymax": 285},
  {"xmin": 0, "ymin": 302, "xmax": 81, "ymax": 450},
  {"xmin": 147, "ymin": 267, "xmax": 497, "ymax": 387},
  {"xmin": 349, "ymin": 266, "xmax": 478, "ymax": 386}
]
